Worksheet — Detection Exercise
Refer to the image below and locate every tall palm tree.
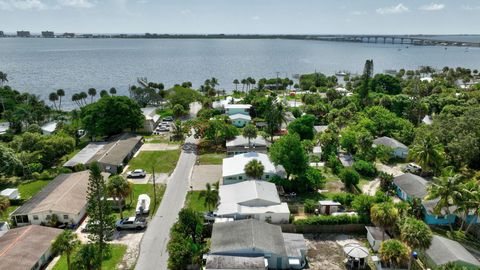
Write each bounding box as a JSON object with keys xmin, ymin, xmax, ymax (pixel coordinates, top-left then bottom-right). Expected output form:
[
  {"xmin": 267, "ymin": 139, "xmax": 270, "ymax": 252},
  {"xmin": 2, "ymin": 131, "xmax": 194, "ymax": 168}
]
[
  {"xmin": 56, "ymin": 89, "xmax": 65, "ymax": 111},
  {"xmin": 409, "ymin": 135, "xmax": 445, "ymax": 175},
  {"xmin": 79, "ymin": 91, "xmax": 88, "ymax": 106},
  {"xmin": 379, "ymin": 239, "xmax": 410, "ymax": 269},
  {"xmin": 49, "ymin": 92, "xmax": 59, "ymax": 110},
  {"xmin": 428, "ymin": 173, "xmax": 465, "ymax": 231},
  {"xmin": 0, "ymin": 71, "xmax": 8, "ymax": 86},
  {"xmin": 371, "ymin": 202, "xmax": 399, "ymax": 240},
  {"xmin": 99, "ymin": 89, "xmax": 109, "ymax": 98},
  {"xmin": 399, "ymin": 217, "xmax": 433, "ymax": 270},
  {"xmin": 241, "ymin": 79, "xmax": 246, "ymax": 92},
  {"xmin": 87, "ymin": 88, "xmax": 97, "ymax": 103},
  {"xmin": 210, "ymin": 77, "xmax": 219, "ymax": 89},
  {"xmin": 242, "ymin": 124, "xmax": 258, "ymax": 148},
  {"xmin": 52, "ymin": 230, "xmax": 80, "ymax": 270},
  {"xmin": 199, "ymin": 183, "xmax": 219, "ymax": 212},
  {"xmin": 244, "ymin": 159, "xmax": 264, "ymax": 179},
  {"xmin": 233, "ymin": 79, "xmax": 239, "ymax": 91},
  {"xmin": 109, "ymin": 87, "xmax": 117, "ymax": 96},
  {"xmin": 106, "ymin": 175, "xmax": 131, "ymax": 219}
]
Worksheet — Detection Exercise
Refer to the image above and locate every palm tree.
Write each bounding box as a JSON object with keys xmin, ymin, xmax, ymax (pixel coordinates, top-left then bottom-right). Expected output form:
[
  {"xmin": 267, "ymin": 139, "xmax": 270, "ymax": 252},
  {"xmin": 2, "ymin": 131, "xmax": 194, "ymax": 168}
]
[
  {"xmin": 199, "ymin": 183, "xmax": 219, "ymax": 212},
  {"xmin": 0, "ymin": 71, "xmax": 8, "ymax": 86},
  {"xmin": 79, "ymin": 91, "xmax": 88, "ymax": 106},
  {"xmin": 371, "ymin": 202, "xmax": 399, "ymax": 240},
  {"xmin": 0, "ymin": 195, "xmax": 10, "ymax": 213},
  {"xmin": 428, "ymin": 173, "xmax": 465, "ymax": 231},
  {"xmin": 87, "ymin": 88, "xmax": 97, "ymax": 103},
  {"xmin": 241, "ymin": 79, "xmax": 247, "ymax": 92},
  {"xmin": 379, "ymin": 239, "xmax": 410, "ymax": 269},
  {"xmin": 244, "ymin": 159, "xmax": 264, "ymax": 179},
  {"xmin": 49, "ymin": 92, "xmax": 59, "ymax": 110},
  {"xmin": 99, "ymin": 90, "xmax": 109, "ymax": 98},
  {"xmin": 399, "ymin": 217, "xmax": 433, "ymax": 270},
  {"xmin": 52, "ymin": 230, "xmax": 80, "ymax": 270},
  {"xmin": 172, "ymin": 104, "xmax": 184, "ymax": 119},
  {"xmin": 242, "ymin": 124, "xmax": 258, "ymax": 148},
  {"xmin": 73, "ymin": 243, "xmax": 101, "ymax": 270},
  {"xmin": 106, "ymin": 175, "xmax": 131, "ymax": 219},
  {"xmin": 210, "ymin": 77, "xmax": 219, "ymax": 89},
  {"xmin": 109, "ymin": 87, "xmax": 117, "ymax": 96},
  {"xmin": 172, "ymin": 120, "xmax": 185, "ymax": 140},
  {"xmin": 56, "ymin": 89, "xmax": 65, "ymax": 111},
  {"xmin": 233, "ymin": 79, "xmax": 239, "ymax": 91},
  {"xmin": 408, "ymin": 135, "xmax": 445, "ymax": 175},
  {"xmin": 464, "ymin": 181, "xmax": 480, "ymax": 232}
]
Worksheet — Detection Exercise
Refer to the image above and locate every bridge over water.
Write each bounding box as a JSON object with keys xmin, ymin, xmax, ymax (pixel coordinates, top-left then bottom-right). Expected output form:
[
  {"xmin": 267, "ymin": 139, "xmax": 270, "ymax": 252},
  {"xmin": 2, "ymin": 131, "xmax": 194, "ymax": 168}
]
[{"xmin": 304, "ymin": 35, "xmax": 480, "ymax": 47}]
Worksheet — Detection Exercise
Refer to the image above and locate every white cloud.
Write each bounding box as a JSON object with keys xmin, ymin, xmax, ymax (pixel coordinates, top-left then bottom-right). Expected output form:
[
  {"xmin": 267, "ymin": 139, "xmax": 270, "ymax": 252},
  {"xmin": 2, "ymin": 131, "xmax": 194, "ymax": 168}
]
[
  {"xmin": 376, "ymin": 3, "xmax": 409, "ymax": 15},
  {"xmin": 419, "ymin": 3, "xmax": 445, "ymax": 11},
  {"xmin": 0, "ymin": 0, "xmax": 46, "ymax": 10}
]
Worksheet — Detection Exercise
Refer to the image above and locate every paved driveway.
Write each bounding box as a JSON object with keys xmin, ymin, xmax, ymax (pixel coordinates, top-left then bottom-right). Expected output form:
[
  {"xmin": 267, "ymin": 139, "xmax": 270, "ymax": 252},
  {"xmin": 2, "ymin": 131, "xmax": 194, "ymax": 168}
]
[{"xmin": 135, "ymin": 136, "xmax": 197, "ymax": 270}]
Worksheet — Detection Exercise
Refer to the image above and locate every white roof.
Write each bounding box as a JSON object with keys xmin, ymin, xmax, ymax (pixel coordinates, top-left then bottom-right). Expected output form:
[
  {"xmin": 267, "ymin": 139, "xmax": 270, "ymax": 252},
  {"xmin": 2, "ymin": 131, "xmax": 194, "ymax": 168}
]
[
  {"xmin": 0, "ymin": 188, "xmax": 18, "ymax": 196},
  {"xmin": 217, "ymin": 180, "xmax": 289, "ymax": 216},
  {"xmin": 141, "ymin": 107, "xmax": 160, "ymax": 122},
  {"xmin": 41, "ymin": 122, "xmax": 58, "ymax": 133},
  {"xmin": 422, "ymin": 115, "xmax": 433, "ymax": 125},
  {"xmin": 319, "ymin": 200, "xmax": 341, "ymax": 206},
  {"xmin": 313, "ymin": 146, "xmax": 322, "ymax": 154},
  {"xmin": 421, "ymin": 77, "xmax": 433, "ymax": 82},
  {"xmin": 222, "ymin": 152, "xmax": 277, "ymax": 178},
  {"xmin": 0, "ymin": 122, "xmax": 9, "ymax": 134},
  {"xmin": 63, "ymin": 142, "xmax": 107, "ymax": 167},
  {"xmin": 225, "ymin": 104, "xmax": 252, "ymax": 109},
  {"xmin": 226, "ymin": 135, "xmax": 267, "ymax": 148},
  {"xmin": 229, "ymin": 114, "xmax": 251, "ymax": 121}
]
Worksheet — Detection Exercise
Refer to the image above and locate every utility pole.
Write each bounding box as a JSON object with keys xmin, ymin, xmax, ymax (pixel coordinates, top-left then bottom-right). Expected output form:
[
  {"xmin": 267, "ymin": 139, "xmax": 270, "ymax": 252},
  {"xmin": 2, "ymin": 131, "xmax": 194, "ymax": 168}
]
[{"xmin": 152, "ymin": 166, "xmax": 157, "ymax": 210}]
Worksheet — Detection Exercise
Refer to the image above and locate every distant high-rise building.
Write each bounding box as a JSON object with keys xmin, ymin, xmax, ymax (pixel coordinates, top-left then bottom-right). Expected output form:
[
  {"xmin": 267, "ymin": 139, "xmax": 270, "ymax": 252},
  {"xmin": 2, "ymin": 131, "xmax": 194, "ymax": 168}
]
[
  {"xmin": 41, "ymin": 31, "xmax": 54, "ymax": 38},
  {"xmin": 63, "ymin": 32, "xmax": 75, "ymax": 38},
  {"xmin": 17, "ymin": 31, "xmax": 30, "ymax": 37},
  {"xmin": 0, "ymin": 31, "xmax": 4, "ymax": 37}
]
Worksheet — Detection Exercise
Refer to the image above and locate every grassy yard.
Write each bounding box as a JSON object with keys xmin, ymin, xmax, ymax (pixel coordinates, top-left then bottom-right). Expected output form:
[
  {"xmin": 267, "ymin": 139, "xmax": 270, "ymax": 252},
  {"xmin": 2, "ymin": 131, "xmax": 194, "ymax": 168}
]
[
  {"xmin": 198, "ymin": 152, "xmax": 226, "ymax": 165},
  {"xmin": 156, "ymin": 108, "xmax": 173, "ymax": 118},
  {"xmin": 128, "ymin": 150, "xmax": 180, "ymax": 174},
  {"xmin": 185, "ymin": 191, "xmax": 208, "ymax": 212},
  {"xmin": 52, "ymin": 244, "xmax": 127, "ymax": 270},
  {"xmin": 113, "ymin": 184, "xmax": 166, "ymax": 219},
  {"xmin": 143, "ymin": 135, "xmax": 183, "ymax": 145}
]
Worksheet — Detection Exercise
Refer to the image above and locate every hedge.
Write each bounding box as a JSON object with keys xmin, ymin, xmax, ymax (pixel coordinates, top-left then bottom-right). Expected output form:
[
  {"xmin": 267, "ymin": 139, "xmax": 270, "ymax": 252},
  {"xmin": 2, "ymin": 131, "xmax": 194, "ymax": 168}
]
[{"xmin": 293, "ymin": 214, "xmax": 370, "ymax": 225}]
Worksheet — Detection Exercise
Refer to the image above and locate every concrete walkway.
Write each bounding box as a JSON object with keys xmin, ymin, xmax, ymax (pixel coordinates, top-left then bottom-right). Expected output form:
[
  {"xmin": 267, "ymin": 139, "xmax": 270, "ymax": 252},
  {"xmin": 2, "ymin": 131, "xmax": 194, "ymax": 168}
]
[{"xmin": 135, "ymin": 136, "xmax": 197, "ymax": 270}]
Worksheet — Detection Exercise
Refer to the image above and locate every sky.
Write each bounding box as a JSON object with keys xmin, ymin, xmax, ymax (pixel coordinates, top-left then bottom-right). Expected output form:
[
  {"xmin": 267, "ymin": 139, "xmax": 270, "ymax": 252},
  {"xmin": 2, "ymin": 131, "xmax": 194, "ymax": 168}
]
[{"xmin": 1, "ymin": 0, "xmax": 479, "ymax": 34}]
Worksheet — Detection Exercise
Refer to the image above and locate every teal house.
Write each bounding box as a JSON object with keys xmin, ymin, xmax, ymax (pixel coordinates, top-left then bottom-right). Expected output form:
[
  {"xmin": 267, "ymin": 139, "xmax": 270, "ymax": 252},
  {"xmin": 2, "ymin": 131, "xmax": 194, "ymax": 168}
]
[
  {"xmin": 225, "ymin": 104, "xmax": 251, "ymax": 116},
  {"xmin": 393, "ymin": 173, "xmax": 428, "ymax": 202},
  {"xmin": 229, "ymin": 114, "xmax": 251, "ymax": 127}
]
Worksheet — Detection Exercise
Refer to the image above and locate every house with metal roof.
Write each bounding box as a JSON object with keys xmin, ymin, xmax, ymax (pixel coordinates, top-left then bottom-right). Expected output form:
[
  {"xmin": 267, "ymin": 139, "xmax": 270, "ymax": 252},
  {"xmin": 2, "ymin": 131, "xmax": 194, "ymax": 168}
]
[
  {"xmin": 63, "ymin": 141, "xmax": 107, "ymax": 168},
  {"xmin": 225, "ymin": 104, "xmax": 252, "ymax": 116},
  {"xmin": 208, "ymin": 219, "xmax": 307, "ymax": 269},
  {"xmin": 11, "ymin": 171, "xmax": 109, "ymax": 226},
  {"xmin": 425, "ymin": 235, "xmax": 480, "ymax": 269},
  {"xmin": 393, "ymin": 173, "xmax": 429, "ymax": 202},
  {"xmin": 216, "ymin": 180, "xmax": 290, "ymax": 224},
  {"xmin": 0, "ymin": 225, "xmax": 62, "ymax": 270},
  {"xmin": 141, "ymin": 107, "xmax": 161, "ymax": 132},
  {"xmin": 222, "ymin": 152, "xmax": 284, "ymax": 185},
  {"xmin": 372, "ymin": 136, "xmax": 409, "ymax": 159},
  {"xmin": 226, "ymin": 135, "xmax": 268, "ymax": 156},
  {"xmin": 229, "ymin": 113, "xmax": 252, "ymax": 127},
  {"xmin": 365, "ymin": 226, "xmax": 390, "ymax": 252}
]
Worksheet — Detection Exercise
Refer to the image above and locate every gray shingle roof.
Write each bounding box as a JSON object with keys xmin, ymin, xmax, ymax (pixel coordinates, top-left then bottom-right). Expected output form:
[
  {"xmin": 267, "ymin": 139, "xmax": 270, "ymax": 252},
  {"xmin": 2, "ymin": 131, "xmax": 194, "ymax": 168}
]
[
  {"xmin": 426, "ymin": 235, "xmax": 480, "ymax": 267},
  {"xmin": 205, "ymin": 255, "xmax": 265, "ymax": 270},
  {"xmin": 91, "ymin": 133, "xmax": 142, "ymax": 166},
  {"xmin": 373, "ymin": 136, "xmax": 408, "ymax": 150},
  {"xmin": 210, "ymin": 219, "xmax": 287, "ymax": 256},
  {"xmin": 393, "ymin": 173, "xmax": 429, "ymax": 199},
  {"xmin": 422, "ymin": 198, "xmax": 458, "ymax": 216},
  {"xmin": 365, "ymin": 226, "xmax": 390, "ymax": 241},
  {"xmin": 226, "ymin": 135, "xmax": 267, "ymax": 148}
]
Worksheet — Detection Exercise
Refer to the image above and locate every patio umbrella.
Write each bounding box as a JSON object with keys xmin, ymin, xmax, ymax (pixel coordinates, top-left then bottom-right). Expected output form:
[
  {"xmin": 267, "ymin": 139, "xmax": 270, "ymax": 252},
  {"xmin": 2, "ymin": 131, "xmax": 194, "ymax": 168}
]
[{"xmin": 343, "ymin": 243, "xmax": 369, "ymax": 259}]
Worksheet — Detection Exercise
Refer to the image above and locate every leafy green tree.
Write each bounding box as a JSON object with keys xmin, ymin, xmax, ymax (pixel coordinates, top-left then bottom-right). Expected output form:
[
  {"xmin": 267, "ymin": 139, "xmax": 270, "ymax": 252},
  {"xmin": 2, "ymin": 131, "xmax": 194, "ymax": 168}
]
[
  {"xmin": 370, "ymin": 74, "xmax": 402, "ymax": 95},
  {"xmin": 371, "ymin": 202, "xmax": 399, "ymax": 240},
  {"xmin": 73, "ymin": 243, "xmax": 101, "ymax": 270},
  {"xmin": 287, "ymin": 114, "xmax": 316, "ymax": 140},
  {"xmin": 269, "ymin": 134, "xmax": 308, "ymax": 179},
  {"xmin": 199, "ymin": 183, "xmax": 219, "ymax": 212},
  {"xmin": 106, "ymin": 175, "xmax": 131, "ymax": 219},
  {"xmin": 298, "ymin": 167, "xmax": 326, "ymax": 192},
  {"xmin": 0, "ymin": 195, "xmax": 10, "ymax": 214},
  {"xmin": 437, "ymin": 262, "xmax": 470, "ymax": 270},
  {"xmin": 409, "ymin": 134, "xmax": 445, "ymax": 175},
  {"xmin": 52, "ymin": 230, "xmax": 80, "ymax": 270},
  {"xmin": 319, "ymin": 130, "xmax": 339, "ymax": 161},
  {"xmin": 0, "ymin": 145, "xmax": 22, "ymax": 176},
  {"xmin": 129, "ymin": 86, "xmax": 158, "ymax": 107},
  {"xmin": 242, "ymin": 124, "xmax": 258, "ymax": 148},
  {"xmin": 86, "ymin": 162, "xmax": 115, "ymax": 265},
  {"xmin": 352, "ymin": 194, "xmax": 375, "ymax": 215},
  {"xmin": 244, "ymin": 159, "xmax": 265, "ymax": 179},
  {"xmin": 379, "ymin": 172, "xmax": 394, "ymax": 193},
  {"xmin": 399, "ymin": 217, "xmax": 433, "ymax": 270},
  {"xmin": 379, "ymin": 239, "xmax": 410, "ymax": 269},
  {"xmin": 167, "ymin": 86, "xmax": 201, "ymax": 111},
  {"xmin": 339, "ymin": 168, "xmax": 360, "ymax": 191},
  {"xmin": 172, "ymin": 104, "xmax": 185, "ymax": 119}
]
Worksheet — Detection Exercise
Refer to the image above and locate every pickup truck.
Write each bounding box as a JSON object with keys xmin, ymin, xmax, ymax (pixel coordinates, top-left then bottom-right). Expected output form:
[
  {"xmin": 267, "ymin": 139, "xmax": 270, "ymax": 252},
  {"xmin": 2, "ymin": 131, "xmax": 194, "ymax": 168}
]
[{"xmin": 115, "ymin": 217, "xmax": 147, "ymax": 230}]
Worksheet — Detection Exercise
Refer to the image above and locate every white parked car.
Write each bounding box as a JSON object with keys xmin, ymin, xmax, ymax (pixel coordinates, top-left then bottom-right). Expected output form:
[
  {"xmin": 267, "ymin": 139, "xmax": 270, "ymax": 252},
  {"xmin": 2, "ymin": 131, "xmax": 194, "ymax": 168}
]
[
  {"xmin": 136, "ymin": 194, "xmax": 151, "ymax": 215},
  {"xmin": 127, "ymin": 169, "xmax": 146, "ymax": 178},
  {"xmin": 116, "ymin": 217, "xmax": 147, "ymax": 230}
]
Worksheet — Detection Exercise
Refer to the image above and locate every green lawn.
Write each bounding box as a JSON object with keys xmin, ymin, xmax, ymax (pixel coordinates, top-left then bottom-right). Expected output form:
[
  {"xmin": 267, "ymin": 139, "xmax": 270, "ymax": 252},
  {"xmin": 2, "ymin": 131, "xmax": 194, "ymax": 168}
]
[
  {"xmin": 198, "ymin": 152, "xmax": 226, "ymax": 165},
  {"xmin": 52, "ymin": 244, "xmax": 127, "ymax": 270},
  {"xmin": 128, "ymin": 150, "xmax": 180, "ymax": 174},
  {"xmin": 185, "ymin": 191, "xmax": 208, "ymax": 212},
  {"xmin": 143, "ymin": 135, "xmax": 182, "ymax": 145},
  {"xmin": 113, "ymin": 184, "xmax": 166, "ymax": 219},
  {"xmin": 155, "ymin": 108, "xmax": 173, "ymax": 118},
  {"xmin": 18, "ymin": 179, "xmax": 51, "ymax": 199}
]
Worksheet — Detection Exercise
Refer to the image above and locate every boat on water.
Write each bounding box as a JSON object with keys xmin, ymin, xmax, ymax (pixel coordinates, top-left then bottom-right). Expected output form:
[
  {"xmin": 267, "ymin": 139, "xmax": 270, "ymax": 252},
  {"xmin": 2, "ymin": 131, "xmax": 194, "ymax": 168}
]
[{"xmin": 136, "ymin": 194, "xmax": 151, "ymax": 215}]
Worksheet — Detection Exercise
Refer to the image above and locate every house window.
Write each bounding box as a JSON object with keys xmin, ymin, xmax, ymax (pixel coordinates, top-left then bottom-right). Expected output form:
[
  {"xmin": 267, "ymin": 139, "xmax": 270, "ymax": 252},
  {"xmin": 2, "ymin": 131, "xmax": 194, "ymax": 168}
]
[
  {"xmin": 266, "ymin": 175, "xmax": 269, "ymax": 179},
  {"xmin": 46, "ymin": 215, "xmax": 51, "ymax": 220},
  {"xmin": 33, "ymin": 215, "xmax": 39, "ymax": 220},
  {"xmin": 63, "ymin": 215, "xmax": 69, "ymax": 220},
  {"xmin": 239, "ymin": 176, "xmax": 243, "ymax": 180}
]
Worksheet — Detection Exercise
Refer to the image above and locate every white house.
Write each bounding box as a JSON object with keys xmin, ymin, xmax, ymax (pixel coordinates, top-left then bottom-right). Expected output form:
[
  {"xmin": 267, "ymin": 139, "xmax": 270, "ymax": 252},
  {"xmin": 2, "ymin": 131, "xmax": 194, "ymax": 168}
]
[
  {"xmin": 226, "ymin": 135, "xmax": 268, "ymax": 156},
  {"xmin": 11, "ymin": 171, "xmax": 110, "ymax": 226},
  {"xmin": 216, "ymin": 180, "xmax": 290, "ymax": 224},
  {"xmin": 0, "ymin": 188, "xmax": 20, "ymax": 199},
  {"xmin": 225, "ymin": 104, "xmax": 251, "ymax": 116},
  {"xmin": 372, "ymin": 136, "xmax": 409, "ymax": 159},
  {"xmin": 366, "ymin": 226, "xmax": 390, "ymax": 252},
  {"xmin": 222, "ymin": 152, "xmax": 284, "ymax": 185}
]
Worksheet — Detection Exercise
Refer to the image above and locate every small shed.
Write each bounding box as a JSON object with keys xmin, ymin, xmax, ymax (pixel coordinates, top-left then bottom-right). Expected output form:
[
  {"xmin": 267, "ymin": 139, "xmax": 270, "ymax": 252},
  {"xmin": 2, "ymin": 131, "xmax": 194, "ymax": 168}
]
[
  {"xmin": 318, "ymin": 200, "xmax": 341, "ymax": 215},
  {"xmin": 0, "ymin": 188, "xmax": 20, "ymax": 199},
  {"xmin": 365, "ymin": 226, "xmax": 390, "ymax": 252}
]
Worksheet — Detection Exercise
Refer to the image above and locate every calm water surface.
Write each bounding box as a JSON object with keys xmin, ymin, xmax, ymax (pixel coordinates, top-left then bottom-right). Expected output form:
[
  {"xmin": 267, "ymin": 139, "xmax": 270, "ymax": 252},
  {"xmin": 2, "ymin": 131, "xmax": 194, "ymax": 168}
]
[{"xmin": 0, "ymin": 37, "xmax": 479, "ymax": 108}]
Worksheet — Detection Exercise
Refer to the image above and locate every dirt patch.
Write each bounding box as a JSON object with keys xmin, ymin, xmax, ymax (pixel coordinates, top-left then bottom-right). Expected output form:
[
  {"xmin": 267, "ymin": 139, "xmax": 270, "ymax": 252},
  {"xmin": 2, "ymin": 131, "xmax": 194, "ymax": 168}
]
[
  {"xmin": 191, "ymin": 165, "xmax": 222, "ymax": 190},
  {"xmin": 325, "ymin": 180, "xmax": 345, "ymax": 193}
]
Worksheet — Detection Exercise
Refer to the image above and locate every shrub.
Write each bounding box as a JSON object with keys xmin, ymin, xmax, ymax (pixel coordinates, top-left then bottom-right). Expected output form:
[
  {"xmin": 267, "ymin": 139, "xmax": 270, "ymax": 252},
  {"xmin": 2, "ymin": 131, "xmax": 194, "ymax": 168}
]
[
  {"xmin": 38, "ymin": 171, "xmax": 52, "ymax": 180},
  {"xmin": 353, "ymin": 160, "xmax": 377, "ymax": 177},
  {"xmin": 31, "ymin": 172, "xmax": 41, "ymax": 180},
  {"xmin": 339, "ymin": 168, "xmax": 360, "ymax": 189},
  {"xmin": 328, "ymin": 155, "xmax": 343, "ymax": 174},
  {"xmin": 293, "ymin": 214, "xmax": 370, "ymax": 225},
  {"xmin": 304, "ymin": 199, "xmax": 317, "ymax": 214},
  {"xmin": 73, "ymin": 163, "xmax": 86, "ymax": 172},
  {"xmin": 332, "ymin": 193, "xmax": 355, "ymax": 207},
  {"xmin": 352, "ymin": 194, "xmax": 375, "ymax": 215},
  {"xmin": 27, "ymin": 163, "xmax": 43, "ymax": 174},
  {"xmin": 379, "ymin": 172, "xmax": 394, "ymax": 193}
]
